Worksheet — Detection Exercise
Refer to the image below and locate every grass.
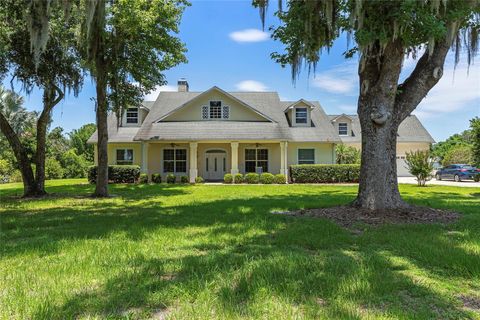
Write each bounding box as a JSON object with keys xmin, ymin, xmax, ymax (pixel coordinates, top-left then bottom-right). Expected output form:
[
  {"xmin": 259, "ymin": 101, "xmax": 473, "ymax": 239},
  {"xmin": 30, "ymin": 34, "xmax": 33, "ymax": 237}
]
[{"xmin": 1, "ymin": 179, "xmax": 480, "ymax": 319}]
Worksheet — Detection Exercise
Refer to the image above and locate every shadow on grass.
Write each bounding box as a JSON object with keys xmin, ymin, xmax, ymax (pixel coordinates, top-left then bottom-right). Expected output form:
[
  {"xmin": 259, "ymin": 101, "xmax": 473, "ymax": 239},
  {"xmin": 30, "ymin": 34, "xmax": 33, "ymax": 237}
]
[{"xmin": 2, "ymin": 183, "xmax": 479, "ymax": 319}]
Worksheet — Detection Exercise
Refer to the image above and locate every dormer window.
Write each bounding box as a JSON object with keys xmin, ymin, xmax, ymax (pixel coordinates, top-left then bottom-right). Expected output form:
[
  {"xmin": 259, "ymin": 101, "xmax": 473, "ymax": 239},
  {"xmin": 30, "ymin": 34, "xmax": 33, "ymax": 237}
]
[
  {"xmin": 338, "ymin": 123, "xmax": 348, "ymax": 136},
  {"xmin": 126, "ymin": 108, "xmax": 139, "ymax": 124},
  {"xmin": 295, "ymin": 107, "xmax": 308, "ymax": 124},
  {"xmin": 202, "ymin": 101, "xmax": 230, "ymax": 120}
]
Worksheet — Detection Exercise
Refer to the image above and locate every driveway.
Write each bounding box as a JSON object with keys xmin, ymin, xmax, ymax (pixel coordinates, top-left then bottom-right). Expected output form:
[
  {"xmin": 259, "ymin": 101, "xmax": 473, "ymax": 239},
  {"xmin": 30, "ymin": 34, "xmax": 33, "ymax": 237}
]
[{"xmin": 398, "ymin": 176, "xmax": 480, "ymax": 187}]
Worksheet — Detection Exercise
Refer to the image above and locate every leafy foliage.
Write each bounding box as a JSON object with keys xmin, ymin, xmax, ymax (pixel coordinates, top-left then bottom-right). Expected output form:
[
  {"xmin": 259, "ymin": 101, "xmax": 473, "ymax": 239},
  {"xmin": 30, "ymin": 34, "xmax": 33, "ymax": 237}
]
[
  {"xmin": 166, "ymin": 173, "xmax": 176, "ymax": 184},
  {"xmin": 195, "ymin": 176, "xmax": 204, "ymax": 184},
  {"xmin": 88, "ymin": 165, "xmax": 141, "ymax": 184},
  {"xmin": 290, "ymin": 164, "xmax": 360, "ymax": 183},
  {"xmin": 224, "ymin": 173, "xmax": 233, "ymax": 184},
  {"xmin": 180, "ymin": 176, "xmax": 189, "ymax": 183},
  {"xmin": 442, "ymin": 145, "xmax": 473, "ymax": 166},
  {"xmin": 260, "ymin": 172, "xmax": 275, "ymax": 184},
  {"xmin": 245, "ymin": 173, "xmax": 260, "ymax": 184},
  {"xmin": 273, "ymin": 174, "xmax": 287, "ymax": 184},
  {"xmin": 151, "ymin": 173, "xmax": 162, "ymax": 184},
  {"xmin": 139, "ymin": 173, "xmax": 149, "ymax": 184},
  {"xmin": 0, "ymin": 159, "xmax": 13, "ymax": 183},
  {"xmin": 405, "ymin": 150, "xmax": 434, "ymax": 186},
  {"xmin": 45, "ymin": 157, "xmax": 64, "ymax": 180},
  {"xmin": 60, "ymin": 149, "xmax": 89, "ymax": 179},
  {"xmin": 335, "ymin": 144, "xmax": 360, "ymax": 164},
  {"xmin": 234, "ymin": 173, "xmax": 244, "ymax": 184},
  {"xmin": 68, "ymin": 124, "xmax": 96, "ymax": 162},
  {"xmin": 470, "ymin": 117, "xmax": 480, "ymax": 167}
]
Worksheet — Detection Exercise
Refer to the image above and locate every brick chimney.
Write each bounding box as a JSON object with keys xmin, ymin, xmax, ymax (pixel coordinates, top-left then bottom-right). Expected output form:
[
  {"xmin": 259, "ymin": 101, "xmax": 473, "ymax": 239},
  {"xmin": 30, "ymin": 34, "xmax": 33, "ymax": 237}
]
[{"xmin": 178, "ymin": 78, "xmax": 189, "ymax": 92}]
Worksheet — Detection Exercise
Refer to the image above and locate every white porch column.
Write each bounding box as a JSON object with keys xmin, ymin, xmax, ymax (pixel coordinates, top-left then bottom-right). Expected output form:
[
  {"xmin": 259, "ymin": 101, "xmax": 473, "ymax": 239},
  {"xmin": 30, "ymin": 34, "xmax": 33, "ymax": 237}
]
[
  {"xmin": 141, "ymin": 142, "xmax": 148, "ymax": 174},
  {"xmin": 280, "ymin": 141, "xmax": 289, "ymax": 183},
  {"xmin": 231, "ymin": 141, "xmax": 239, "ymax": 175},
  {"xmin": 189, "ymin": 142, "xmax": 198, "ymax": 183}
]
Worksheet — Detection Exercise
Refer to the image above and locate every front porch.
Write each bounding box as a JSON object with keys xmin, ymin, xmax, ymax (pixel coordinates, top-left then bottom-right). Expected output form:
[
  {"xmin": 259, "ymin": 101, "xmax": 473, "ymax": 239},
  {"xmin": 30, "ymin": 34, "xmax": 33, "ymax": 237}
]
[{"xmin": 142, "ymin": 141, "xmax": 289, "ymax": 182}]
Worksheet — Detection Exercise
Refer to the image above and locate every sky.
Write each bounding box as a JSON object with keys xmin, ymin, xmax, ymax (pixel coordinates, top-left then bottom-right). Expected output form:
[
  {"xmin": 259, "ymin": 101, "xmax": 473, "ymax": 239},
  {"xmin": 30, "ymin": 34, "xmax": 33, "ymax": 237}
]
[{"xmin": 3, "ymin": 0, "xmax": 480, "ymax": 142}]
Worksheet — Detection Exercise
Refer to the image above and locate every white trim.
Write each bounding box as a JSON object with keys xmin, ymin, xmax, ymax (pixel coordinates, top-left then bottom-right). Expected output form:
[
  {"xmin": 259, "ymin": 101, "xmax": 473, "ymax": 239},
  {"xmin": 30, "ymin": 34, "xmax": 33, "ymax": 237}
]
[
  {"xmin": 283, "ymin": 99, "xmax": 316, "ymax": 112},
  {"xmin": 293, "ymin": 106, "xmax": 309, "ymax": 126},
  {"xmin": 330, "ymin": 113, "xmax": 353, "ymax": 122},
  {"xmin": 338, "ymin": 122, "xmax": 349, "ymax": 136},
  {"xmin": 204, "ymin": 147, "xmax": 228, "ymax": 180}
]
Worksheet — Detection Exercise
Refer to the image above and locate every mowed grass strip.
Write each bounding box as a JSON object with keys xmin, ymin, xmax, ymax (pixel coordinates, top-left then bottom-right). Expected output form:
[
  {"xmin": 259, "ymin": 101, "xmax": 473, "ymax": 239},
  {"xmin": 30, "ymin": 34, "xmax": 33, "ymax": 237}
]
[{"xmin": 1, "ymin": 179, "xmax": 479, "ymax": 319}]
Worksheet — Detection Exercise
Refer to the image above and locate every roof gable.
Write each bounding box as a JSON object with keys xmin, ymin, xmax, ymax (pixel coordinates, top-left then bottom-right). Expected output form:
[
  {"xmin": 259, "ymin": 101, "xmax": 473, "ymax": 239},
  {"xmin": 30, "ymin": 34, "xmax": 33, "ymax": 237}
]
[
  {"xmin": 154, "ymin": 86, "xmax": 275, "ymax": 123},
  {"xmin": 330, "ymin": 113, "xmax": 353, "ymax": 122},
  {"xmin": 283, "ymin": 99, "xmax": 317, "ymax": 112}
]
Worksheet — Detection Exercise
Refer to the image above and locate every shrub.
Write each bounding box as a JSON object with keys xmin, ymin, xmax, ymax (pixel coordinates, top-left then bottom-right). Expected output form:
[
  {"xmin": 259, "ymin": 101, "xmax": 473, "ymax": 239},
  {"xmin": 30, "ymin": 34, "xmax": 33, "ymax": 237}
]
[
  {"xmin": 273, "ymin": 174, "xmax": 286, "ymax": 184},
  {"xmin": 245, "ymin": 173, "xmax": 260, "ymax": 184},
  {"xmin": 0, "ymin": 159, "xmax": 13, "ymax": 183},
  {"xmin": 260, "ymin": 172, "xmax": 274, "ymax": 184},
  {"xmin": 10, "ymin": 170, "xmax": 23, "ymax": 183},
  {"xmin": 151, "ymin": 173, "xmax": 162, "ymax": 183},
  {"xmin": 45, "ymin": 157, "xmax": 64, "ymax": 180},
  {"xmin": 139, "ymin": 173, "xmax": 149, "ymax": 184},
  {"xmin": 474, "ymin": 174, "xmax": 480, "ymax": 182},
  {"xmin": 180, "ymin": 175, "xmax": 189, "ymax": 183},
  {"xmin": 88, "ymin": 165, "xmax": 140, "ymax": 184},
  {"xmin": 195, "ymin": 176, "xmax": 204, "ymax": 183},
  {"xmin": 335, "ymin": 144, "xmax": 361, "ymax": 164},
  {"xmin": 166, "ymin": 173, "xmax": 176, "ymax": 184},
  {"xmin": 234, "ymin": 173, "xmax": 244, "ymax": 184},
  {"xmin": 60, "ymin": 149, "xmax": 89, "ymax": 178},
  {"xmin": 224, "ymin": 173, "xmax": 233, "ymax": 184},
  {"xmin": 405, "ymin": 150, "xmax": 434, "ymax": 186},
  {"xmin": 290, "ymin": 164, "xmax": 360, "ymax": 183}
]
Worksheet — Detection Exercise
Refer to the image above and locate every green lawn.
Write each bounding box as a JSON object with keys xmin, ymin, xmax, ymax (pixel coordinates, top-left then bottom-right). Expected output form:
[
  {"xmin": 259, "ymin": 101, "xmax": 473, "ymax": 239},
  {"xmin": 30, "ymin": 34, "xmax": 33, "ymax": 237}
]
[{"xmin": 1, "ymin": 180, "xmax": 479, "ymax": 319}]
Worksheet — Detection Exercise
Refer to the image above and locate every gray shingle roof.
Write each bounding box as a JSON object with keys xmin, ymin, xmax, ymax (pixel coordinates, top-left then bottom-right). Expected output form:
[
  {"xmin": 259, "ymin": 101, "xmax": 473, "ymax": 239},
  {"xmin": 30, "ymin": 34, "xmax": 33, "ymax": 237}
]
[
  {"xmin": 87, "ymin": 88, "xmax": 433, "ymax": 144},
  {"xmin": 328, "ymin": 114, "xmax": 435, "ymax": 143}
]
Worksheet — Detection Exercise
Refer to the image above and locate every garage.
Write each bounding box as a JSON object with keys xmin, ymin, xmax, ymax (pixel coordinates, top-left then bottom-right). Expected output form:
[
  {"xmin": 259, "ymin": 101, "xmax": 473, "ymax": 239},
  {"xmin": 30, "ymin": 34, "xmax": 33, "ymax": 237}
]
[{"xmin": 396, "ymin": 155, "xmax": 412, "ymax": 177}]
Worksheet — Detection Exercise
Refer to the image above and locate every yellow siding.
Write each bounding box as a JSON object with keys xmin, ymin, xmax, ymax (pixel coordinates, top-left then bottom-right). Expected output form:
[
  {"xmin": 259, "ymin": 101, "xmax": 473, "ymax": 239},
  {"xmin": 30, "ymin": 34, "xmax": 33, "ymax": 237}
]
[
  {"xmin": 107, "ymin": 143, "xmax": 142, "ymax": 166},
  {"xmin": 163, "ymin": 91, "xmax": 268, "ymax": 122},
  {"xmin": 238, "ymin": 143, "xmax": 281, "ymax": 174},
  {"xmin": 147, "ymin": 142, "xmax": 190, "ymax": 178},
  {"xmin": 287, "ymin": 142, "xmax": 335, "ymax": 165},
  {"xmin": 345, "ymin": 142, "xmax": 430, "ymax": 155}
]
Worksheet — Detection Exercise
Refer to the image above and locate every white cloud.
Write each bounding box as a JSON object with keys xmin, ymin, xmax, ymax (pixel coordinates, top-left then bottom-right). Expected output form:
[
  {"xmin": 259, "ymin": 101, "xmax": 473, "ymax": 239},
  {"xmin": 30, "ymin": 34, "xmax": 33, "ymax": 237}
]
[
  {"xmin": 235, "ymin": 80, "xmax": 268, "ymax": 92},
  {"xmin": 229, "ymin": 29, "xmax": 269, "ymax": 43},
  {"xmin": 144, "ymin": 85, "xmax": 176, "ymax": 101},
  {"xmin": 312, "ymin": 62, "xmax": 358, "ymax": 94},
  {"xmin": 413, "ymin": 60, "xmax": 480, "ymax": 119}
]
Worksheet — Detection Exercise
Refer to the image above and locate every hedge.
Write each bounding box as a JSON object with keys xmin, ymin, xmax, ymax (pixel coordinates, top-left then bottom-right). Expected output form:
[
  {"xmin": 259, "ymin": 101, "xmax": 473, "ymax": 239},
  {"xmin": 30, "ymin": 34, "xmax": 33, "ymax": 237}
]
[
  {"xmin": 273, "ymin": 174, "xmax": 286, "ymax": 184},
  {"xmin": 224, "ymin": 173, "xmax": 233, "ymax": 184},
  {"xmin": 290, "ymin": 164, "xmax": 360, "ymax": 183},
  {"xmin": 151, "ymin": 173, "xmax": 162, "ymax": 183},
  {"xmin": 234, "ymin": 173, "xmax": 244, "ymax": 184},
  {"xmin": 245, "ymin": 173, "xmax": 260, "ymax": 184},
  {"xmin": 88, "ymin": 165, "xmax": 140, "ymax": 184},
  {"xmin": 259, "ymin": 173, "xmax": 274, "ymax": 184}
]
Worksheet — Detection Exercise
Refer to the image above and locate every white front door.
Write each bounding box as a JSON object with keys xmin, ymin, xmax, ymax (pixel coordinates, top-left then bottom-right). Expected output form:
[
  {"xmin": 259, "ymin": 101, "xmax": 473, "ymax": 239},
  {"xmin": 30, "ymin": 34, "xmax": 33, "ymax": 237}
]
[{"xmin": 205, "ymin": 152, "xmax": 226, "ymax": 180}]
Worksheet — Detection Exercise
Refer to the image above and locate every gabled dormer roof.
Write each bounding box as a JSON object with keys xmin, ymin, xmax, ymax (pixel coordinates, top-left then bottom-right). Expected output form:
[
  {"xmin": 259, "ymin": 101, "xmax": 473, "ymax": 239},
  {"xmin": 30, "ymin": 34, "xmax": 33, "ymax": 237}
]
[
  {"xmin": 153, "ymin": 86, "xmax": 276, "ymax": 123},
  {"xmin": 330, "ymin": 113, "xmax": 353, "ymax": 122},
  {"xmin": 283, "ymin": 99, "xmax": 317, "ymax": 112}
]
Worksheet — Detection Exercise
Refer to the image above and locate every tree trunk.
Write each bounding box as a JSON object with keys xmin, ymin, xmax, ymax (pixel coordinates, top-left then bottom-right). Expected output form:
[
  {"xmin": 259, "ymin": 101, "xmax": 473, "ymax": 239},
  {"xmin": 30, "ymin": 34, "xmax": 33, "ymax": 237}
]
[
  {"xmin": 0, "ymin": 111, "xmax": 37, "ymax": 197},
  {"xmin": 93, "ymin": 63, "xmax": 109, "ymax": 197},
  {"xmin": 352, "ymin": 40, "xmax": 409, "ymax": 210},
  {"xmin": 34, "ymin": 85, "xmax": 63, "ymax": 196}
]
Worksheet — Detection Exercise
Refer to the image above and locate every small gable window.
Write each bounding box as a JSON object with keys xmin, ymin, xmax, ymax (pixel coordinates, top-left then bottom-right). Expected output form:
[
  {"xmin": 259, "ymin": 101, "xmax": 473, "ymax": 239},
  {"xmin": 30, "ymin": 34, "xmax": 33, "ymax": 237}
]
[
  {"xmin": 126, "ymin": 108, "xmax": 139, "ymax": 124},
  {"xmin": 295, "ymin": 107, "xmax": 308, "ymax": 124},
  {"xmin": 116, "ymin": 149, "xmax": 133, "ymax": 165},
  {"xmin": 338, "ymin": 123, "xmax": 348, "ymax": 136},
  {"xmin": 202, "ymin": 101, "xmax": 230, "ymax": 120},
  {"xmin": 298, "ymin": 149, "xmax": 315, "ymax": 164}
]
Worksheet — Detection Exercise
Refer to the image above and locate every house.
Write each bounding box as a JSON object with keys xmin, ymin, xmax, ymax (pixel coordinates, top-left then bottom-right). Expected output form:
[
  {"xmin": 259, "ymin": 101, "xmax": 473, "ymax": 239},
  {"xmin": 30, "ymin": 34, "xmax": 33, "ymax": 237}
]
[
  {"xmin": 329, "ymin": 114, "xmax": 434, "ymax": 176},
  {"xmin": 87, "ymin": 79, "xmax": 434, "ymax": 181}
]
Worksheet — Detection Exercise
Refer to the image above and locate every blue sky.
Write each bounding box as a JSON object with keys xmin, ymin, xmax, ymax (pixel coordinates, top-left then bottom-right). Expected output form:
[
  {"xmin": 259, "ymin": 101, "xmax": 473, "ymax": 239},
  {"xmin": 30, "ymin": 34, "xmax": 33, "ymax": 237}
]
[{"xmin": 4, "ymin": 0, "xmax": 480, "ymax": 141}]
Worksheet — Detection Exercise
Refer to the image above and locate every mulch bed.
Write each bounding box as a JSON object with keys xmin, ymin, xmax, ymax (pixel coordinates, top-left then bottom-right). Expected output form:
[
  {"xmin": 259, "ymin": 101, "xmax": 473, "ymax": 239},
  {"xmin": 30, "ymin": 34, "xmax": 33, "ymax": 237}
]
[{"xmin": 273, "ymin": 205, "xmax": 459, "ymax": 228}]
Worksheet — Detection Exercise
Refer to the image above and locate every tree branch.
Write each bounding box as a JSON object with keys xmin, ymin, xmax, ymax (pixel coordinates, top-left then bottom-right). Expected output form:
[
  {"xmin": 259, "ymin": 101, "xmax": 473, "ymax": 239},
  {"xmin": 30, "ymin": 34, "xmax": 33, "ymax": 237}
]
[{"xmin": 394, "ymin": 40, "xmax": 451, "ymax": 122}]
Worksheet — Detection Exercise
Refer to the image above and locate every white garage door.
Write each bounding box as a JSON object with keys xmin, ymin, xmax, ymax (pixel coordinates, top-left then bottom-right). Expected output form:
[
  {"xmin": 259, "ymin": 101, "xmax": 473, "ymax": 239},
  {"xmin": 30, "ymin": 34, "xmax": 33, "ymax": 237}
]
[{"xmin": 396, "ymin": 155, "xmax": 412, "ymax": 177}]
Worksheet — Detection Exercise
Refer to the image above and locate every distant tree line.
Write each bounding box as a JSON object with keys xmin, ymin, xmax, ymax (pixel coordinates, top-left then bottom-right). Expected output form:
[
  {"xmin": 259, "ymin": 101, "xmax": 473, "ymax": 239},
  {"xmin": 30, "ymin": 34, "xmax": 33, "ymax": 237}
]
[
  {"xmin": 432, "ymin": 117, "xmax": 480, "ymax": 167},
  {"xmin": 0, "ymin": 89, "xmax": 95, "ymax": 183}
]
